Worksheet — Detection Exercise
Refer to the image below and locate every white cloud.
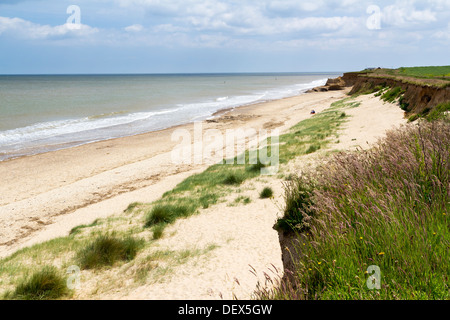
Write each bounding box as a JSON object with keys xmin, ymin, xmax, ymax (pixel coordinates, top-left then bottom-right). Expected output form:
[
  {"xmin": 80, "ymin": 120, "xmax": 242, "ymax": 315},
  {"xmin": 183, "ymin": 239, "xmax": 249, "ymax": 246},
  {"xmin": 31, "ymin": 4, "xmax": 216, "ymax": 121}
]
[
  {"xmin": 0, "ymin": 16, "xmax": 98, "ymax": 40},
  {"xmin": 382, "ymin": 1, "xmax": 437, "ymax": 27},
  {"xmin": 2, "ymin": 0, "xmax": 449, "ymax": 52},
  {"xmin": 432, "ymin": 22, "xmax": 450, "ymax": 39},
  {"xmin": 124, "ymin": 24, "xmax": 144, "ymax": 32}
]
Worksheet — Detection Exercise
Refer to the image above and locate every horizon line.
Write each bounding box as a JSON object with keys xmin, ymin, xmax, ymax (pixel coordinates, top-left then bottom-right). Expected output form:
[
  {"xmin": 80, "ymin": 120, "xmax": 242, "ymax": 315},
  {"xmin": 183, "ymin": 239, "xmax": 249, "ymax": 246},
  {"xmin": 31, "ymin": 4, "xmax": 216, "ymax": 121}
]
[{"xmin": 0, "ymin": 71, "xmax": 349, "ymax": 76}]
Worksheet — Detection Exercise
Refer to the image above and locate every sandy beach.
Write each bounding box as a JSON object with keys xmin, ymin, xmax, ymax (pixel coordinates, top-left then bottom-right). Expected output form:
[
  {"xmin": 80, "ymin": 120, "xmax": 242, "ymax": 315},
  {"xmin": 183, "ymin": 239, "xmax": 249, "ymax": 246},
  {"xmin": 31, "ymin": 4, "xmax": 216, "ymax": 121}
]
[{"xmin": 0, "ymin": 88, "xmax": 407, "ymax": 299}]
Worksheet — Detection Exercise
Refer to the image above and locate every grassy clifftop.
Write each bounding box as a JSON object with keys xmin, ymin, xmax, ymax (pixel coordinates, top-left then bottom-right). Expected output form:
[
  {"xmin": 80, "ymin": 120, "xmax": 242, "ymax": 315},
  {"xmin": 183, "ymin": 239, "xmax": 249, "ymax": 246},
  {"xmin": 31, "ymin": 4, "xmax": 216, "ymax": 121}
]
[
  {"xmin": 358, "ymin": 66, "xmax": 450, "ymax": 88},
  {"xmin": 347, "ymin": 66, "xmax": 450, "ymax": 118}
]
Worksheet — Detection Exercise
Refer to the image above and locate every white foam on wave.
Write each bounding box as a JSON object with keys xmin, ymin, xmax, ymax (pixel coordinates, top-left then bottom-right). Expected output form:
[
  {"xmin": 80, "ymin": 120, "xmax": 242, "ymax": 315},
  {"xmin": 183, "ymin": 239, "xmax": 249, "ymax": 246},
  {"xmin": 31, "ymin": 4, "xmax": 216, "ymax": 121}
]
[
  {"xmin": 180, "ymin": 78, "xmax": 327, "ymax": 121},
  {"xmin": 0, "ymin": 108, "xmax": 179, "ymax": 148},
  {"xmin": 0, "ymin": 77, "xmax": 328, "ymax": 159}
]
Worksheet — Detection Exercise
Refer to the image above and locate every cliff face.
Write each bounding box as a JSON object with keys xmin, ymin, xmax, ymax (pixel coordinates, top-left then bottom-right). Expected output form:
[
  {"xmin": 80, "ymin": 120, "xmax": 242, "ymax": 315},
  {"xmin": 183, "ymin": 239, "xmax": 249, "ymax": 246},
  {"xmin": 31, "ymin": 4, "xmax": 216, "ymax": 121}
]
[
  {"xmin": 348, "ymin": 74, "xmax": 450, "ymax": 115},
  {"xmin": 309, "ymin": 71, "xmax": 449, "ymax": 116}
]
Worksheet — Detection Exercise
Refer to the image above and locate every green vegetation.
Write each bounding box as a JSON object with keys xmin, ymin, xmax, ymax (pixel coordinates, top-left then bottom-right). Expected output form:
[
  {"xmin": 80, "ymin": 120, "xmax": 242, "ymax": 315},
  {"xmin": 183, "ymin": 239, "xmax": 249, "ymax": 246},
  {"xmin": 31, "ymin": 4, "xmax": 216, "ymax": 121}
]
[
  {"xmin": 406, "ymin": 101, "xmax": 450, "ymax": 123},
  {"xmin": 223, "ymin": 172, "xmax": 245, "ymax": 185},
  {"xmin": 151, "ymin": 223, "xmax": 166, "ymax": 240},
  {"xmin": 69, "ymin": 219, "xmax": 100, "ymax": 236},
  {"xmin": 425, "ymin": 101, "xmax": 450, "ymax": 122},
  {"xmin": 264, "ymin": 120, "xmax": 450, "ymax": 300},
  {"xmin": 0, "ymin": 96, "xmax": 359, "ymax": 299},
  {"xmin": 232, "ymin": 195, "xmax": 252, "ymax": 205},
  {"xmin": 260, "ymin": 187, "xmax": 274, "ymax": 199},
  {"xmin": 274, "ymin": 176, "xmax": 315, "ymax": 234},
  {"xmin": 140, "ymin": 97, "xmax": 355, "ymax": 235},
  {"xmin": 397, "ymin": 66, "xmax": 450, "ymax": 80},
  {"xmin": 6, "ymin": 266, "xmax": 69, "ymax": 300},
  {"xmin": 124, "ymin": 202, "xmax": 142, "ymax": 213},
  {"xmin": 362, "ymin": 66, "xmax": 450, "ymax": 88},
  {"xmin": 76, "ymin": 235, "xmax": 144, "ymax": 270},
  {"xmin": 144, "ymin": 204, "xmax": 194, "ymax": 228},
  {"xmin": 380, "ymin": 86, "xmax": 405, "ymax": 103}
]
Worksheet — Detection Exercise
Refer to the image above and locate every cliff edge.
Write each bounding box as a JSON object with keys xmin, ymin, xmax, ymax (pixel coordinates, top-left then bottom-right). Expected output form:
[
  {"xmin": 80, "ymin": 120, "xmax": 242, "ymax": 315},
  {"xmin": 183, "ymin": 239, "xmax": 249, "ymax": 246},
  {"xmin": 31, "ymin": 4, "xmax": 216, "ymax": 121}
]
[{"xmin": 313, "ymin": 67, "xmax": 450, "ymax": 117}]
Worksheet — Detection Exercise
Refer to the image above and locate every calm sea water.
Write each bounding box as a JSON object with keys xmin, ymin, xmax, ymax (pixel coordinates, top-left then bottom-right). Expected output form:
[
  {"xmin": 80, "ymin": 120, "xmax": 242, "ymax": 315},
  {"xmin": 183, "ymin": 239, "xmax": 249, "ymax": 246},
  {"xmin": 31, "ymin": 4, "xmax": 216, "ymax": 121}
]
[{"xmin": 0, "ymin": 73, "xmax": 341, "ymax": 161}]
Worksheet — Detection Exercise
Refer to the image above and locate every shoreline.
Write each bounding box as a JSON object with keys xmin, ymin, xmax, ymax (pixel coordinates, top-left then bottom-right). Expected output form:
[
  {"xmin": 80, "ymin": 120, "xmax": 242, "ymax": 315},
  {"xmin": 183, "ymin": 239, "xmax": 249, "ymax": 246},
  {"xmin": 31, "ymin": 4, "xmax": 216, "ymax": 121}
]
[
  {"xmin": 0, "ymin": 89, "xmax": 349, "ymax": 257},
  {"xmin": 0, "ymin": 74, "xmax": 337, "ymax": 163},
  {"xmin": 0, "ymin": 85, "xmax": 327, "ymax": 163},
  {"xmin": 0, "ymin": 87, "xmax": 409, "ymax": 299}
]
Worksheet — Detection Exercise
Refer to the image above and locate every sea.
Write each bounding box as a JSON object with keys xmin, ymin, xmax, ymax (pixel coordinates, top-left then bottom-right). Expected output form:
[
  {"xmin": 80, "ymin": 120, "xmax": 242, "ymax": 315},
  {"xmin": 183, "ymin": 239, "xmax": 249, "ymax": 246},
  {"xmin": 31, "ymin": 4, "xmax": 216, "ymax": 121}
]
[{"xmin": 0, "ymin": 73, "xmax": 341, "ymax": 161}]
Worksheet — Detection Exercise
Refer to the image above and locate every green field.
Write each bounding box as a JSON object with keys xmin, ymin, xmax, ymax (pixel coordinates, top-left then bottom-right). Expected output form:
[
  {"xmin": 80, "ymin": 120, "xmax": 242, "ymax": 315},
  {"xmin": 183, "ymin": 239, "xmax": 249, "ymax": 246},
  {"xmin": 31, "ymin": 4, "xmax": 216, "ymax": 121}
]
[{"xmin": 396, "ymin": 66, "xmax": 450, "ymax": 79}]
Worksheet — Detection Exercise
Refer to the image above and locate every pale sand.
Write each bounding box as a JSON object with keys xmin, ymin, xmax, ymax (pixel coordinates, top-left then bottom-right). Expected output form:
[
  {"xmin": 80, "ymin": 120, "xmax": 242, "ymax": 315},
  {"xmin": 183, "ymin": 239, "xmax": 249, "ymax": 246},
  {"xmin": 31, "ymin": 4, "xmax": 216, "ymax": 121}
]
[{"xmin": 0, "ymin": 90, "xmax": 407, "ymax": 299}]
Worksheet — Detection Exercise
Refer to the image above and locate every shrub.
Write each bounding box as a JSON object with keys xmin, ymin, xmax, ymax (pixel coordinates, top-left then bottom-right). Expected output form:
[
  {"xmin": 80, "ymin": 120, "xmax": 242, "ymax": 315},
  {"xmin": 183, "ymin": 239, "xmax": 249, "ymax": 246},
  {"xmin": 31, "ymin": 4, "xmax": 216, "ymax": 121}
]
[
  {"xmin": 11, "ymin": 266, "xmax": 68, "ymax": 300},
  {"xmin": 76, "ymin": 235, "xmax": 143, "ymax": 269},
  {"xmin": 260, "ymin": 187, "xmax": 274, "ymax": 199}
]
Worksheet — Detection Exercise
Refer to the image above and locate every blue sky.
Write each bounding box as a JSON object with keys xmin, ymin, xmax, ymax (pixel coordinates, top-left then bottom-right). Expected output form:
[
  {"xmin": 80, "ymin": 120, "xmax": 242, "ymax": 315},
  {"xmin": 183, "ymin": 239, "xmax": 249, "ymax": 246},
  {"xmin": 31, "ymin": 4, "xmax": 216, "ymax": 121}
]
[{"xmin": 0, "ymin": 0, "xmax": 449, "ymax": 74}]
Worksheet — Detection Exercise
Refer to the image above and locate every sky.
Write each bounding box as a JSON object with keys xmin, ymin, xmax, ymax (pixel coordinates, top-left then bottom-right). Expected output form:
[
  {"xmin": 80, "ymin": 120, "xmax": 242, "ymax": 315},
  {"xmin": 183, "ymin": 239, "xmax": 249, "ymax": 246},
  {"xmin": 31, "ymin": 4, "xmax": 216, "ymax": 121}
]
[{"xmin": 0, "ymin": 0, "xmax": 449, "ymax": 74}]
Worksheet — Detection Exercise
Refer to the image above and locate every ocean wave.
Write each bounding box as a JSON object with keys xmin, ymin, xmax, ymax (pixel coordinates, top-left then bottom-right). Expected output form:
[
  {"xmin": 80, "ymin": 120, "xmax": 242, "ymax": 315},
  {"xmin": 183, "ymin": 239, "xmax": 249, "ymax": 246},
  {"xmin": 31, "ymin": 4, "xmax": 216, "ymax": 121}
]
[
  {"xmin": 0, "ymin": 77, "xmax": 328, "ymax": 158},
  {"xmin": 0, "ymin": 108, "xmax": 179, "ymax": 148}
]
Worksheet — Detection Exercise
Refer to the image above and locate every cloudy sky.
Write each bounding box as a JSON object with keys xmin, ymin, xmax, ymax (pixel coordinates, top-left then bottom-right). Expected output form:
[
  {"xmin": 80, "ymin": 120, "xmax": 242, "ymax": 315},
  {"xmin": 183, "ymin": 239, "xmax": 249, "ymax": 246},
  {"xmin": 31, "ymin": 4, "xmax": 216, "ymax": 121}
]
[{"xmin": 0, "ymin": 0, "xmax": 449, "ymax": 74}]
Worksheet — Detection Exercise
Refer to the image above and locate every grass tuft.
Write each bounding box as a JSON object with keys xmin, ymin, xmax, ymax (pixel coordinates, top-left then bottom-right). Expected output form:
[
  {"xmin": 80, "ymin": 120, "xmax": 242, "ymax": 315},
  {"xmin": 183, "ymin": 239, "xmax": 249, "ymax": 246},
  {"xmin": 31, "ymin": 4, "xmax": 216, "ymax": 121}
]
[
  {"xmin": 223, "ymin": 172, "xmax": 244, "ymax": 185},
  {"xmin": 8, "ymin": 266, "xmax": 68, "ymax": 300},
  {"xmin": 144, "ymin": 204, "xmax": 194, "ymax": 228},
  {"xmin": 76, "ymin": 235, "xmax": 144, "ymax": 270},
  {"xmin": 260, "ymin": 187, "xmax": 274, "ymax": 199}
]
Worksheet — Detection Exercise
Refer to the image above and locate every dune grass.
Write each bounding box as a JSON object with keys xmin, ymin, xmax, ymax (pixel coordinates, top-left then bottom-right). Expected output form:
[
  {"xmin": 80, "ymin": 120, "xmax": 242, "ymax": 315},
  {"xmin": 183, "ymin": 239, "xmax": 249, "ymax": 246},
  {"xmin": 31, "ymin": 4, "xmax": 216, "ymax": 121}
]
[
  {"xmin": 5, "ymin": 266, "xmax": 69, "ymax": 300},
  {"xmin": 0, "ymin": 96, "xmax": 357, "ymax": 299},
  {"xmin": 76, "ymin": 235, "xmax": 144, "ymax": 270},
  {"xmin": 140, "ymin": 97, "xmax": 354, "ymax": 235},
  {"xmin": 266, "ymin": 120, "xmax": 450, "ymax": 300}
]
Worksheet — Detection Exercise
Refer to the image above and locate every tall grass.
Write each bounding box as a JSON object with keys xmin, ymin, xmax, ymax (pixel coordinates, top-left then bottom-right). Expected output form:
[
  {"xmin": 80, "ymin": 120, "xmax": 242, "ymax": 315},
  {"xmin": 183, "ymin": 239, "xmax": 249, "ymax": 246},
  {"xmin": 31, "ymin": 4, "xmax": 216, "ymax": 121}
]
[{"xmin": 269, "ymin": 120, "xmax": 450, "ymax": 300}]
